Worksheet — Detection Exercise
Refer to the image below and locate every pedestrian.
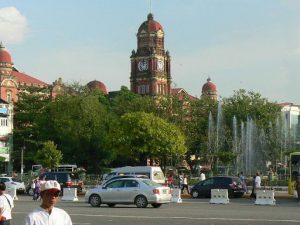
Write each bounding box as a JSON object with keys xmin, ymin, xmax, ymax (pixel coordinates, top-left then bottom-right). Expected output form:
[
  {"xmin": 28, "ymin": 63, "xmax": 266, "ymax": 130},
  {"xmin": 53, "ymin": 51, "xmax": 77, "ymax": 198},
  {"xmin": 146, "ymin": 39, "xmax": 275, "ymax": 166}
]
[
  {"xmin": 181, "ymin": 174, "xmax": 189, "ymax": 194},
  {"xmin": 24, "ymin": 180, "xmax": 72, "ymax": 225},
  {"xmin": 0, "ymin": 182, "xmax": 14, "ymax": 225},
  {"xmin": 255, "ymin": 172, "xmax": 261, "ymax": 189},
  {"xmin": 179, "ymin": 173, "xmax": 184, "ymax": 189},
  {"xmin": 295, "ymin": 176, "xmax": 300, "ymax": 202},
  {"xmin": 32, "ymin": 176, "xmax": 41, "ymax": 201},
  {"xmin": 239, "ymin": 171, "xmax": 247, "ymax": 193},
  {"xmin": 200, "ymin": 172, "xmax": 206, "ymax": 181},
  {"xmin": 250, "ymin": 175, "xmax": 256, "ymax": 198},
  {"xmin": 167, "ymin": 173, "xmax": 174, "ymax": 188}
]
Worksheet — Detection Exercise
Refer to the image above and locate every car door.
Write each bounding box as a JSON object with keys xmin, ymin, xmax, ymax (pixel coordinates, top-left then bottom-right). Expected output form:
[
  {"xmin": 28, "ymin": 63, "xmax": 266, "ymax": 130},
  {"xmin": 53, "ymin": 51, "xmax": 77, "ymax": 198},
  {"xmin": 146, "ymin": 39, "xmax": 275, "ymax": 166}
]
[
  {"xmin": 101, "ymin": 180, "xmax": 124, "ymax": 203},
  {"xmin": 119, "ymin": 180, "xmax": 140, "ymax": 203},
  {"xmin": 199, "ymin": 178, "xmax": 215, "ymax": 197}
]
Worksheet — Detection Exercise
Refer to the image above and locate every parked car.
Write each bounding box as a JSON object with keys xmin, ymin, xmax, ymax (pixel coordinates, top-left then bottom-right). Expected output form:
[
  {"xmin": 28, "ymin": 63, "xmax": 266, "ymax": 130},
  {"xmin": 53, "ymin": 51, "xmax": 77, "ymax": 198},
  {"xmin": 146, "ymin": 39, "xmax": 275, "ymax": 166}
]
[
  {"xmin": 41, "ymin": 171, "xmax": 84, "ymax": 193},
  {"xmin": 85, "ymin": 177, "xmax": 172, "ymax": 208},
  {"xmin": 0, "ymin": 177, "xmax": 26, "ymax": 194},
  {"xmin": 190, "ymin": 176, "xmax": 245, "ymax": 198}
]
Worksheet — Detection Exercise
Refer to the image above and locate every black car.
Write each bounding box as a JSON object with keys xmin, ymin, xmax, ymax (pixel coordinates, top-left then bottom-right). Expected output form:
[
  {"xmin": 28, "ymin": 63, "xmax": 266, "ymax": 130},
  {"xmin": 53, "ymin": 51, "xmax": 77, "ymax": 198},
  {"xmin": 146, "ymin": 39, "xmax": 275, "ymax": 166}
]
[
  {"xmin": 41, "ymin": 172, "xmax": 84, "ymax": 193},
  {"xmin": 190, "ymin": 176, "xmax": 244, "ymax": 198}
]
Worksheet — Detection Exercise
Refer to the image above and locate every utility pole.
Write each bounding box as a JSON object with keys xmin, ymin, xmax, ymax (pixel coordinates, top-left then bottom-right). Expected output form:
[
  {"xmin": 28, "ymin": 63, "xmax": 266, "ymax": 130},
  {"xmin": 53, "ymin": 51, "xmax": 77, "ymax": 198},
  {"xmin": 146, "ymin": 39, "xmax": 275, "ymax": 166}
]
[{"xmin": 21, "ymin": 145, "xmax": 25, "ymax": 181}]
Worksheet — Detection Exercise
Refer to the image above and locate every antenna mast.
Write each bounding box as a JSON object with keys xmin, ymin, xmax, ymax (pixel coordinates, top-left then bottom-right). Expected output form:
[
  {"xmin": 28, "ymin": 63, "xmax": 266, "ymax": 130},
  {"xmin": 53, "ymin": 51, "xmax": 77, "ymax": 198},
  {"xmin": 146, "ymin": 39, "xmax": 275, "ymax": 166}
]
[{"xmin": 149, "ymin": 0, "xmax": 152, "ymax": 13}]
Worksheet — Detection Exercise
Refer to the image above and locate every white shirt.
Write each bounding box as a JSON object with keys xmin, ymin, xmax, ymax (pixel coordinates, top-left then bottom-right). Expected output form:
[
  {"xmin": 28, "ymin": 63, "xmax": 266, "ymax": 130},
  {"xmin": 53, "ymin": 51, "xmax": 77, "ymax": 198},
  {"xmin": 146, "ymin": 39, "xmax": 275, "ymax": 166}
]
[
  {"xmin": 255, "ymin": 175, "xmax": 261, "ymax": 188},
  {"xmin": 24, "ymin": 207, "xmax": 72, "ymax": 225},
  {"xmin": 0, "ymin": 193, "xmax": 14, "ymax": 220},
  {"xmin": 200, "ymin": 173, "xmax": 206, "ymax": 181}
]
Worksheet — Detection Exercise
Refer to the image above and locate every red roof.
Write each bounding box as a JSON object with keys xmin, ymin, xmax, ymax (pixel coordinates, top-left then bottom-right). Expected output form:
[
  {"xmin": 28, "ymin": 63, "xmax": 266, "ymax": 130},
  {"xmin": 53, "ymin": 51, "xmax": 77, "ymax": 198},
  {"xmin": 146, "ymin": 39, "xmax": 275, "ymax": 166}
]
[
  {"xmin": 12, "ymin": 70, "xmax": 48, "ymax": 87},
  {"xmin": 171, "ymin": 88, "xmax": 197, "ymax": 101},
  {"xmin": 138, "ymin": 13, "xmax": 164, "ymax": 33},
  {"xmin": 87, "ymin": 80, "xmax": 108, "ymax": 94},
  {"xmin": 202, "ymin": 78, "xmax": 217, "ymax": 92},
  {"xmin": 0, "ymin": 44, "xmax": 12, "ymax": 63}
]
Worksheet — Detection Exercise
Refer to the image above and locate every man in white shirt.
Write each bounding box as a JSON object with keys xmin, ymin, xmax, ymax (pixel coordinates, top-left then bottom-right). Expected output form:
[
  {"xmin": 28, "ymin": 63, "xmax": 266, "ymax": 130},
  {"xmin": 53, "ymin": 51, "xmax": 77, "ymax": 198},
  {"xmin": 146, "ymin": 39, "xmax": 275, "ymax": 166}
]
[
  {"xmin": 24, "ymin": 180, "xmax": 72, "ymax": 225},
  {"xmin": 255, "ymin": 172, "xmax": 261, "ymax": 188},
  {"xmin": 0, "ymin": 182, "xmax": 14, "ymax": 225}
]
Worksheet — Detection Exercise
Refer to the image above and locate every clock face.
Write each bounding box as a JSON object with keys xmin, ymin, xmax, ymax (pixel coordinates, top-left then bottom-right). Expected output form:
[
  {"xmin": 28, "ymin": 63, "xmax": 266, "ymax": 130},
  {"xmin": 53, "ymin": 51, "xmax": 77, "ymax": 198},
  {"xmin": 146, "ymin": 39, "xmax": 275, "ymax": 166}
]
[
  {"xmin": 157, "ymin": 59, "xmax": 164, "ymax": 71},
  {"xmin": 138, "ymin": 59, "xmax": 148, "ymax": 71}
]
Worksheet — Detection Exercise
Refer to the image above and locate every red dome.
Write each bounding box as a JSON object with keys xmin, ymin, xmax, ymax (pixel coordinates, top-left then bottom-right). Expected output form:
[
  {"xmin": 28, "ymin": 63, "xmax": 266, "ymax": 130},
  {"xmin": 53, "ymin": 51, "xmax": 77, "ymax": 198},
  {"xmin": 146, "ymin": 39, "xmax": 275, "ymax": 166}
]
[
  {"xmin": 87, "ymin": 80, "xmax": 108, "ymax": 94},
  {"xmin": 138, "ymin": 13, "xmax": 164, "ymax": 33},
  {"xmin": 0, "ymin": 43, "xmax": 12, "ymax": 63},
  {"xmin": 202, "ymin": 78, "xmax": 217, "ymax": 92}
]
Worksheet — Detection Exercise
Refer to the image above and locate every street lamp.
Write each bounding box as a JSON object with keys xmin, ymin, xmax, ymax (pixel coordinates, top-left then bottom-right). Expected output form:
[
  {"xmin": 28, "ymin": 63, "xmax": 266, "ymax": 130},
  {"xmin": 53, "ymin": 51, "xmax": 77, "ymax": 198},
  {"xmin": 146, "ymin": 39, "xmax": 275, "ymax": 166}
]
[{"xmin": 20, "ymin": 145, "xmax": 25, "ymax": 181}]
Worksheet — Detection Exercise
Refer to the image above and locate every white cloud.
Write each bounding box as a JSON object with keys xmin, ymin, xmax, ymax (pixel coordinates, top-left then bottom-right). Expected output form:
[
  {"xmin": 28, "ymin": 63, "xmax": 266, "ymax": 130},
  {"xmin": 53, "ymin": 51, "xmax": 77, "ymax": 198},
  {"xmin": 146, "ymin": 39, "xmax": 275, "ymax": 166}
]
[{"xmin": 0, "ymin": 7, "xmax": 28, "ymax": 44}]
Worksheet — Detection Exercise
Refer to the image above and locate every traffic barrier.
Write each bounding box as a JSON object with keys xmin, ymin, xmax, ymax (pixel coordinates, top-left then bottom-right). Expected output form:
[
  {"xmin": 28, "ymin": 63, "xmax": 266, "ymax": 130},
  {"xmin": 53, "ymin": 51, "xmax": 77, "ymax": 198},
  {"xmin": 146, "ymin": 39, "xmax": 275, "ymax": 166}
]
[
  {"xmin": 7, "ymin": 188, "xmax": 18, "ymax": 200},
  {"xmin": 171, "ymin": 188, "xmax": 182, "ymax": 203},
  {"xmin": 209, "ymin": 189, "xmax": 229, "ymax": 204},
  {"xmin": 61, "ymin": 188, "xmax": 78, "ymax": 201},
  {"xmin": 255, "ymin": 189, "xmax": 276, "ymax": 205}
]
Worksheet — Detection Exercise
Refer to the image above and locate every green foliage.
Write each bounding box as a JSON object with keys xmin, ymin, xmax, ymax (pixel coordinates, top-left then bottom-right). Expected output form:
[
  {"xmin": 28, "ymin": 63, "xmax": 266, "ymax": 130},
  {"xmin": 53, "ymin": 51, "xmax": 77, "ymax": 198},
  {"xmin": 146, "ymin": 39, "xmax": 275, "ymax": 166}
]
[
  {"xmin": 35, "ymin": 141, "xmax": 63, "ymax": 169},
  {"xmin": 105, "ymin": 112, "xmax": 187, "ymax": 168},
  {"xmin": 0, "ymin": 156, "xmax": 6, "ymax": 163},
  {"xmin": 38, "ymin": 92, "xmax": 114, "ymax": 173},
  {"xmin": 217, "ymin": 151, "xmax": 237, "ymax": 165}
]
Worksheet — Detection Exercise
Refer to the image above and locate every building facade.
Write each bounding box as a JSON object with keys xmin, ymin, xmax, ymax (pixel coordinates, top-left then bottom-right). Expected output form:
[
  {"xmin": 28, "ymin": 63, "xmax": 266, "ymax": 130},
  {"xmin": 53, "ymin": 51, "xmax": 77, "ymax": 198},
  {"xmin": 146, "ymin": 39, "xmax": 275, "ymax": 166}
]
[{"xmin": 130, "ymin": 13, "xmax": 171, "ymax": 96}]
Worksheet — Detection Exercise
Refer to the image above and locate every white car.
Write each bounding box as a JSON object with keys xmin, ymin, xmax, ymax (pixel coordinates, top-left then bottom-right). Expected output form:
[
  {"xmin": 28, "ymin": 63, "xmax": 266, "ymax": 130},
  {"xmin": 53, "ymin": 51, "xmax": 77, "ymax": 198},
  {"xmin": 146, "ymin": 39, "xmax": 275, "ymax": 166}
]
[
  {"xmin": 85, "ymin": 178, "xmax": 172, "ymax": 208},
  {"xmin": 0, "ymin": 177, "xmax": 26, "ymax": 193}
]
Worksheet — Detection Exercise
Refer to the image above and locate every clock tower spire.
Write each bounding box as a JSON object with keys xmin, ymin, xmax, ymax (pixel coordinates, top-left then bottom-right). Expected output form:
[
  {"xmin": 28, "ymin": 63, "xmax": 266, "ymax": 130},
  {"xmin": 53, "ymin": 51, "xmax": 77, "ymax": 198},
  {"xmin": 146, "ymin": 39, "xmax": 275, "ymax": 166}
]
[{"xmin": 130, "ymin": 14, "xmax": 171, "ymax": 96}]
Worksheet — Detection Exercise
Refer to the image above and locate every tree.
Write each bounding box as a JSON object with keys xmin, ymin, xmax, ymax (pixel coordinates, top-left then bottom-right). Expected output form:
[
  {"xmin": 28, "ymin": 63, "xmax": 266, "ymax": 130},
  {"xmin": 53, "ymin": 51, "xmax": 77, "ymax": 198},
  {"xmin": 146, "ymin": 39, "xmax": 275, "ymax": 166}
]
[
  {"xmin": 13, "ymin": 86, "xmax": 51, "ymax": 170},
  {"xmin": 35, "ymin": 141, "xmax": 63, "ymax": 169},
  {"xmin": 105, "ymin": 112, "xmax": 187, "ymax": 170},
  {"xmin": 37, "ymin": 92, "xmax": 113, "ymax": 173}
]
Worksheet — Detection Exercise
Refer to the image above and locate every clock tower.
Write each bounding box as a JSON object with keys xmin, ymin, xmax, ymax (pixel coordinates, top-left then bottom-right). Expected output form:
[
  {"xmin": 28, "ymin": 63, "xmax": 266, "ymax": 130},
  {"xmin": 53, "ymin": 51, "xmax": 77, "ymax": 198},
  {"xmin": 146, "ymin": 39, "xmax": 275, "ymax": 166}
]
[{"xmin": 130, "ymin": 13, "xmax": 171, "ymax": 96}]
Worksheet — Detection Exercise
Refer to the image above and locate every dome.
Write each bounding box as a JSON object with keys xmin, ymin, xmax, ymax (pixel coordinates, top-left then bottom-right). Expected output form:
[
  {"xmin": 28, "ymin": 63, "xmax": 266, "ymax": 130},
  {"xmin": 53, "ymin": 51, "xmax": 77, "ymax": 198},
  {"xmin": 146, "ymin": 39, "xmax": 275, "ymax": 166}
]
[
  {"xmin": 87, "ymin": 80, "xmax": 108, "ymax": 94},
  {"xmin": 202, "ymin": 77, "xmax": 217, "ymax": 93},
  {"xmin": 138, "ymin": 13, "xmax": 164, "ymax": 33},
  {"xmin": 0, "ymin": 43, "xmax": 12, "ymax": 63}
]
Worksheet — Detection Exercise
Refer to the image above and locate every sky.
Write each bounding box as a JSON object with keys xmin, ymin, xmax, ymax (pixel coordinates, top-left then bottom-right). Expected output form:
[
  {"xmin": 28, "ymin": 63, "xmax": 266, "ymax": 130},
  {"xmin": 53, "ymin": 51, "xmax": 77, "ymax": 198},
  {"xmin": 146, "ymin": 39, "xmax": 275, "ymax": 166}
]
[{"xmin": 0, "ymin": 0, "xmax": 300, "ymax": 103}]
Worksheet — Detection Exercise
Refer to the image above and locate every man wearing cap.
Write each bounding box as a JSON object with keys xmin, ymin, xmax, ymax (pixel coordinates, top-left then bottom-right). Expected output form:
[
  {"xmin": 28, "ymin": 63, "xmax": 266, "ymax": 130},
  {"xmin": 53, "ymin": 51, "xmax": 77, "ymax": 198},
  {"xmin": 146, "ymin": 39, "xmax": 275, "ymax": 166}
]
[
  {"xmin": 24, "ymin": 180, "xmax": 72, "ymax": 225},
  {"xmin": 0, "ymin": 182, "xmax": 14, "ymax": 225}
]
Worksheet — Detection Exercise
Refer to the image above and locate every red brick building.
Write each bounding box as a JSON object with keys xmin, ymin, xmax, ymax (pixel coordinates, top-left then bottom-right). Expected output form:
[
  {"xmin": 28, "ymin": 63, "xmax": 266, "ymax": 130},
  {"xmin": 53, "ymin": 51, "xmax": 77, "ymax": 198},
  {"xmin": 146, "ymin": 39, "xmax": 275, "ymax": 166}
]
[{"xmin": 0, "ymin": 43, "xmax": 48, "ymax": 103}]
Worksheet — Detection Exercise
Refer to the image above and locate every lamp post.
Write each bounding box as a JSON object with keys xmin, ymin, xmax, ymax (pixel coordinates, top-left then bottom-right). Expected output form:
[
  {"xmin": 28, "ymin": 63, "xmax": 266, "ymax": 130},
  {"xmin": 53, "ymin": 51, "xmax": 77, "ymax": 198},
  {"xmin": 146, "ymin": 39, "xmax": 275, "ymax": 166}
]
[{"xmin": 21, "ymin": 145, "xmax": 25, "ymax": 181}]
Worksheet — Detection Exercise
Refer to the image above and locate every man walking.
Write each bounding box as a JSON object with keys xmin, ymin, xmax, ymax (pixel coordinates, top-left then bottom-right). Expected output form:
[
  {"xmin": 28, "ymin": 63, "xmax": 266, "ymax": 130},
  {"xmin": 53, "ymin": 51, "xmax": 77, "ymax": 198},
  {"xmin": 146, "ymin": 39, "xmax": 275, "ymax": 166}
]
[
  {"xmin": 24, "ymin": 180, "xmax": 72, "ymax": 225},
  {"xmin": 0, "ymin": 182, "xmax": 14, "ymax": 225}
]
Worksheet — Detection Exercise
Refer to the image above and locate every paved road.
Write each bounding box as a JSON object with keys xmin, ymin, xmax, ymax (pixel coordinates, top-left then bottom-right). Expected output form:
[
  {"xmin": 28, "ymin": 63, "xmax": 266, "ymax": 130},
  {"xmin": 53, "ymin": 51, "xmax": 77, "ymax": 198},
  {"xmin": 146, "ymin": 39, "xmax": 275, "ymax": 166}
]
[{"xmin": 12, "ymin": 195, "xmax": 300, "ymax": 225}]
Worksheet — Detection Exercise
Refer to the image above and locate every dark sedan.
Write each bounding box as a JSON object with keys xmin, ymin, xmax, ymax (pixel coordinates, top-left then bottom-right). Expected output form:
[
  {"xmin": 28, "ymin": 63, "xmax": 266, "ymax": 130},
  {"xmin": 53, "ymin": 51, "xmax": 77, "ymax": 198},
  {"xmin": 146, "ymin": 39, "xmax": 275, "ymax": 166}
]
[{"xmin": 190, "ymin": 176, "xmax": 245, "ymax": 198}]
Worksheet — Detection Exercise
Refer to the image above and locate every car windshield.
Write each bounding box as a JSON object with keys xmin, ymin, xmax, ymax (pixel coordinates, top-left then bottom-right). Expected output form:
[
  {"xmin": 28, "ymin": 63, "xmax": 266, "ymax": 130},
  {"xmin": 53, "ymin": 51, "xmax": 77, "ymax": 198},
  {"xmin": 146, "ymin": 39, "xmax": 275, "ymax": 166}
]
[
  {"xmin": 142, "ymin": 179, "xmax": 161, "ymax": 187},
  {"xmin": 12, "ymin": 178, "xmax": 22, "ymax": 182},
  {"xmin": 153, "ymin": 171, "xmax": 164, "ymax": 180}
]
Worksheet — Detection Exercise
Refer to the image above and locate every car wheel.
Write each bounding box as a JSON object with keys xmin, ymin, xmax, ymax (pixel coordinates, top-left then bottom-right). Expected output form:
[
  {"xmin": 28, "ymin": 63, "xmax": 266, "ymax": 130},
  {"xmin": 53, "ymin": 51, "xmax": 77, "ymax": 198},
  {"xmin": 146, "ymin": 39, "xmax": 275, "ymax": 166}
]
[
  {"xmin": 228, "ymin": 190, "xmax": 234, "ymax": 198},
  {"xmin": 135, "ymin": 195, "xmax": 148, "ymax": 208},
  {"xmin": 107, "ymin": 203, "xmax": 116, "ymax": 207},
  {"xmin": 28, "ymin": 188, "xmax": 34, "ymax": 196},
  {"xmin": 89, "ymin": 194, "xmax": 101, "ymax": 207},
  {"xmin": 151, "ymin": 203, "xmax": 162, "ymax": 208},
  {"xmin": 191, "ymin": 190, "xmax": 199, "ymax": 198}
]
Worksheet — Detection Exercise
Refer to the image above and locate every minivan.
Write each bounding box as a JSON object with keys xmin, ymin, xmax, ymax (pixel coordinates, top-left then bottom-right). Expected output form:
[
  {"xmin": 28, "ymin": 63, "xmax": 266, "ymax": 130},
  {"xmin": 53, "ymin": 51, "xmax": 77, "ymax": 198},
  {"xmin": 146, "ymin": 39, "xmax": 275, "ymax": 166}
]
[
  {"xmin": 190, "ymin": 176, "xmax": 244, "ymax": 198},
  {"xmin": 41, "ymin": 171, "xmax": 84, "ymax": 193},
  {"xmin": 103, "ymin": 166, "xmax": 165, "ymax": 184}
]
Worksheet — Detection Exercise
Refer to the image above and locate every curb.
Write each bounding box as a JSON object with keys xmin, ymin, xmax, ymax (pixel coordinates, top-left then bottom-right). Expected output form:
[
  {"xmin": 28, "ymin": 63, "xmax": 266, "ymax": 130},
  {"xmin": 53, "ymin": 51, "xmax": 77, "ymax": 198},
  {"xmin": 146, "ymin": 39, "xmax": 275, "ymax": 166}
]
[{"xmin": 181, "ymin": 193, "xmax": 294, "ymax": 199}]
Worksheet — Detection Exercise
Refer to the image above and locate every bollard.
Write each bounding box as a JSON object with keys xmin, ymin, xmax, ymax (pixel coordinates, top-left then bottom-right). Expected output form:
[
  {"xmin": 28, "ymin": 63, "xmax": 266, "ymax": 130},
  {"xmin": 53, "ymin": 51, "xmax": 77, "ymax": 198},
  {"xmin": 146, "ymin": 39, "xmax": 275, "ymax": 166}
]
[
  {"xmin": 61, "ymin": 188, "xmax": 78, "ymax": 201},
  {"xmin": 210, "ymin": 189, "xmax": 229, "ymax": 204},
  {"xmin": 255, "ymin": 189, "xmax": 276, "ymax": 205},
  {"xmin": 171, "ymin": 188, "xmax": 182, "ymax": 203}
]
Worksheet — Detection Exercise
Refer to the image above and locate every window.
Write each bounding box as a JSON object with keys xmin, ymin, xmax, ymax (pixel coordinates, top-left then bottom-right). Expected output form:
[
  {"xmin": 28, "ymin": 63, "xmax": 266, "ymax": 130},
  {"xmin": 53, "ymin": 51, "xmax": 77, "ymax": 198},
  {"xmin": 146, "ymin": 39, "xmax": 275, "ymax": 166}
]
[
  {"xmin": 106, "ymin": 180, "xmax": 124, "ymax": 189},
  {"xmin": 0, "ymin": 119, "xmax": 7, "ymax": 126},
  {"xmin": 138, "ymin": 85, "xmax": 149, "ymax": 94},
  {"xmin": 124, "ymin": 180, "xmax": 138, "ymax": 188},
  {"xmin": 202, "ymin": 178, "xmax": 214, "ymax": 186}
]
